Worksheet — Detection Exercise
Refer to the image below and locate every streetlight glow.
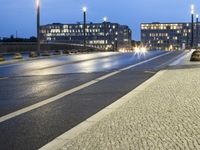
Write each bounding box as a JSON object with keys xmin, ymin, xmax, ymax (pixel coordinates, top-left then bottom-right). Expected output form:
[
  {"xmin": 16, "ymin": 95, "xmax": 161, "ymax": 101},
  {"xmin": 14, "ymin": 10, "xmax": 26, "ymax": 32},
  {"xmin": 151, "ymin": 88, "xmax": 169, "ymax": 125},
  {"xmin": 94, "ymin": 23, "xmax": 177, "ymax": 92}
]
[
  {"xmin": 103, "ymin": 17, "xmax": 108, "ymax": 22},
  {"xmin": 36, "ymin": 0, "xmax": 40, "ymax": 8},
  {"xmin": 82, "ymin": 6, "xmax": 87, "ymax": 12},
  {"xmin": 196, "ymin": 14, "xmax": 199, "ymax": 18},
  {"xmin": 191, "ymin": 4, "xmax": 195, "ymax": 14}
]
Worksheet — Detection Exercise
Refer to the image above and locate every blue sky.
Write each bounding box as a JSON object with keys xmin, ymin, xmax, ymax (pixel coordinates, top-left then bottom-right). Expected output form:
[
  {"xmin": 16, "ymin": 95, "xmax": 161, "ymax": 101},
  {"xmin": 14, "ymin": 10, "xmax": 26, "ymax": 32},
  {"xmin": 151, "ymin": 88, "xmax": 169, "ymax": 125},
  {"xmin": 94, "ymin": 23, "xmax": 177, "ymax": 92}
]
[{"xmin": 0, "ymin": 0, "xmax": 198, "ymax": 40}]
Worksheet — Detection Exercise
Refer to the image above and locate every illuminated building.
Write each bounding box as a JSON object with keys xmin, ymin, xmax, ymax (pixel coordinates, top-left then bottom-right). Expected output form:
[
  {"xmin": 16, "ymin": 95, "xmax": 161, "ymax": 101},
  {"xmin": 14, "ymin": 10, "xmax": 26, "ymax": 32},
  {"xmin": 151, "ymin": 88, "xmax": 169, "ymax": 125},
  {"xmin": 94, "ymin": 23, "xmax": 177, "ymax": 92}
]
[
  {"xmin": 141, "ymin": 22, "xmax": 200, "ymax": 50},
  {"xmin": 40, "ymin": 22, "xmax": 132, "ymax": 51}
]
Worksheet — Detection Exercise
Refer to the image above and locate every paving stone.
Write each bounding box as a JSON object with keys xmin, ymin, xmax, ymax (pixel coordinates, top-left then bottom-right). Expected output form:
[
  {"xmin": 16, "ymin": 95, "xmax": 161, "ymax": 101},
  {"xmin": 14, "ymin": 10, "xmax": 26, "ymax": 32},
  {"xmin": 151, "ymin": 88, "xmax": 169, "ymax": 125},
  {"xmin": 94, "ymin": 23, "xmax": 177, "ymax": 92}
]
[{"xmin": 60, "ymin": 59, "xmax": 200, "ymax": 150}]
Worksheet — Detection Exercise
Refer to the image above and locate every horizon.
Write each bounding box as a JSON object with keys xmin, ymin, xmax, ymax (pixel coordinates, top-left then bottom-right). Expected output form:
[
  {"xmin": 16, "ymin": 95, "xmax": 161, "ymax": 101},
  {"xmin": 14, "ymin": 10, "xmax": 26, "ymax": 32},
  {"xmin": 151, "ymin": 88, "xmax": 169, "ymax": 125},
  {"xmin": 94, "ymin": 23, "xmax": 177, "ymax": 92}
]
[{"xmin": 0, "ymin": 0, "xmax": 199, "ymax": 40}]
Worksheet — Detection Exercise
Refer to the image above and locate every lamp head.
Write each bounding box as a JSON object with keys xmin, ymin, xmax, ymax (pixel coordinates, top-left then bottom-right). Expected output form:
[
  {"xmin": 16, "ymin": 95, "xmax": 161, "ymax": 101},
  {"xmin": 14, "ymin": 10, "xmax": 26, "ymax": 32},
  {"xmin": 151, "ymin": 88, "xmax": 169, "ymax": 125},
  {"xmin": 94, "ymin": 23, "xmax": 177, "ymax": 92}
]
[
  {"xmin": 36, "ymin": 0, "xmax": 40, "ymax": 8},
  {"xmin": 103, "ymin": 17, "xmax": 108, "ymax": 22},
  {"xmin": 82, "ymin": 6, "xmax": 87, "ymax": 12},
  {"xmin": 191, "ymin": 4, "xmax": 195, "ymax": 14}
]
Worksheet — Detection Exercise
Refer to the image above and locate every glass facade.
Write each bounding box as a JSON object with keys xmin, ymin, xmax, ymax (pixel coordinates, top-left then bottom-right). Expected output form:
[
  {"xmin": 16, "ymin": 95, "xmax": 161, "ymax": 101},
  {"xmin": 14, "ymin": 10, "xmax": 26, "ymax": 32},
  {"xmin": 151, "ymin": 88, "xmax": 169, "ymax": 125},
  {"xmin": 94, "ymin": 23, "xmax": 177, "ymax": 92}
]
[
  {"xmin": 141, "ymin": 22, "xmax": 200, "ymax": 50},
  {"xmin": 40, "ymin": 22, "xmax": 132, "ymax": 51}
]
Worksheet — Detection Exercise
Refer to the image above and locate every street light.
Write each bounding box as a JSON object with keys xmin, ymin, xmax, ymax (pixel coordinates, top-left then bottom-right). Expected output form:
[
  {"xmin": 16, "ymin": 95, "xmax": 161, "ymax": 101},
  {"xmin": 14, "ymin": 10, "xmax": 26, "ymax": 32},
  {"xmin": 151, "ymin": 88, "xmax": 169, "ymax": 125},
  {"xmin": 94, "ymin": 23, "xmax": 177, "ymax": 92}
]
[
  {"xmin": 186, "ymin": 24, "xmax": 189, "ymax": 48},
  {"xmin": 196, "ymin": 14, "xmax": 199, "ymax": 47},
  {"xmin": 36, "ymin": 0, "xmax": 40, "ymax": 55},
  {"xmin": 82, "ymin": 6, "xmax": 87, "ymax": 50},
  {"xmin": 103, "ymin": 17, "xmax": 108, "ymax": 22},
  {"xmin": 82, "ymin": 6, "xmax": 87, "ymax": 13},
  {"xmin": 103, "ymin": 17, "xmax": 108, "ymax": 50},
  {"xmin": 191, "ymin": 4, "xmax": 195, "ymax": 48}
]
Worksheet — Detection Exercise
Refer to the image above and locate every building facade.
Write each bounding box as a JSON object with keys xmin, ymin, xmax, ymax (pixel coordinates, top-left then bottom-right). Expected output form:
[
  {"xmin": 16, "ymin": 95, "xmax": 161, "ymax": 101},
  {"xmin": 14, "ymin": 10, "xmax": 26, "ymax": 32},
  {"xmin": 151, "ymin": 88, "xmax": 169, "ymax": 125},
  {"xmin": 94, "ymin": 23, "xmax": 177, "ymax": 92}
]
[
  {"xmin": 141, "ymin": 22, "xmax": 200, "ymax": 50},
  {"xmin": 40, "ymin": 22, "xmax": 132, "ymax": 51}
]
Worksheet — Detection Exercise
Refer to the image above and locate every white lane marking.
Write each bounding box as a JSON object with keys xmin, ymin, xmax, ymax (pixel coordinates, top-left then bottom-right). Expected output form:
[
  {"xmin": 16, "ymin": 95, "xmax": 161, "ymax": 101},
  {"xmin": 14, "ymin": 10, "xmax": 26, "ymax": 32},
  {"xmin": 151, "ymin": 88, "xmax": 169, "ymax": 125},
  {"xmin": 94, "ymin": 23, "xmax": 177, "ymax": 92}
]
[
  {"xmin": 0, "ymin": 51, "xmax": 172, "ymax": 123},
  {"xmin": 39, "ymin": 70, "xmax": 167, "ymax": 150},
  {"xmin": 144, "ymin": 71, "xmax": 156, "ymax": 74}
]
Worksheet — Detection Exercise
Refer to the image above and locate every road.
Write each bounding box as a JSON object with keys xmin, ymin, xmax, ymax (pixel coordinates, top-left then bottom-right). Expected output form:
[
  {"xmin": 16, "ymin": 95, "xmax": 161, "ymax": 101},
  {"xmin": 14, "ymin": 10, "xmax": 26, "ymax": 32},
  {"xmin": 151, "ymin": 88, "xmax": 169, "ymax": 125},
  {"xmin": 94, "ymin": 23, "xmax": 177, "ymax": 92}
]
[{"xmin": 0, "ymin": 51, "xmax": 184, "ymax": 150}]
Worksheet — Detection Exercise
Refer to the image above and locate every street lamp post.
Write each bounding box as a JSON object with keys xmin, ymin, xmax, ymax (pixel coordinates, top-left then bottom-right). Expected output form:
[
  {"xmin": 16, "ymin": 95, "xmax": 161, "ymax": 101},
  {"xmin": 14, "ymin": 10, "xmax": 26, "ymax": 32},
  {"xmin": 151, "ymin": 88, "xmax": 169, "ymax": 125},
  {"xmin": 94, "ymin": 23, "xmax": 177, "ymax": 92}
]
[
  {"xmin": 36, "ymin": 0, "xmax": 40, "ymax": 55},
  {"xmin": 82, "ymin": 7, "xmax": 87, "ymax": 51},
  {"xmin": 115, "ymin": 38, "xmax": 118, "ymax": 51},
  {"xmin": 186, "ymin": 24, "xmax": 189, "ymax": 48},
  {"xmin": 196, "ymin": 14, "xmax": 199, "ymax": 48},
  {"xmin": 191, "ymin": 4, "xmax": 195, "ymax": 49},
  {"xmin": 103, "ymin": 17, "xmax": 107, "ymax": 50}
]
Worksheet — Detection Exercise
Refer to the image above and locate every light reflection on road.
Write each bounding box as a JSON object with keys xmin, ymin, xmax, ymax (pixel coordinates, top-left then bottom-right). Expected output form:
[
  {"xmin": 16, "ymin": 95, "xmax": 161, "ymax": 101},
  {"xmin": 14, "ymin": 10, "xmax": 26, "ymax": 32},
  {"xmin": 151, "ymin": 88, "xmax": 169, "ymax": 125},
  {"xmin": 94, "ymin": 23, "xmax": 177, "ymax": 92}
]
[
  {"xmin": 23, "ymin": 51, "xmax": 165, "ymax": 76},
  {"xmin": 0, "ymin": 51, "xmax": 166, "ymax": 76}
]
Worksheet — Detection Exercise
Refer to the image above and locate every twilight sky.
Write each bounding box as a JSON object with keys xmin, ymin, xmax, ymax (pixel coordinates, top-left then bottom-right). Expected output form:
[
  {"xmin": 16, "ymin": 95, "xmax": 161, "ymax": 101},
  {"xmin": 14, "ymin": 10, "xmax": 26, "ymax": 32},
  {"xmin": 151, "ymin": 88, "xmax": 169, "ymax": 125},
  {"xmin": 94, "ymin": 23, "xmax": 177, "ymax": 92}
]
[{"xmin": 0, "ymin": 0, "xmax": 198, "ymax": 40}]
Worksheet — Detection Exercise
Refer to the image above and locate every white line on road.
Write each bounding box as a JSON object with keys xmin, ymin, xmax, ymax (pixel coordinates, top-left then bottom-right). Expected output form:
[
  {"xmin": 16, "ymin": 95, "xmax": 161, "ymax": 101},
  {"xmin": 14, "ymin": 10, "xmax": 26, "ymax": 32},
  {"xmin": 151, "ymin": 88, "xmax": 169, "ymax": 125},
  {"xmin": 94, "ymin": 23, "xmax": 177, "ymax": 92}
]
[
  {"xmin": 144, "ymin": 71, "xmax": 156, "ymax": 74},
  {"xmin": 0, "ymin": 51, "xmax": 172, "ymax": 123}
]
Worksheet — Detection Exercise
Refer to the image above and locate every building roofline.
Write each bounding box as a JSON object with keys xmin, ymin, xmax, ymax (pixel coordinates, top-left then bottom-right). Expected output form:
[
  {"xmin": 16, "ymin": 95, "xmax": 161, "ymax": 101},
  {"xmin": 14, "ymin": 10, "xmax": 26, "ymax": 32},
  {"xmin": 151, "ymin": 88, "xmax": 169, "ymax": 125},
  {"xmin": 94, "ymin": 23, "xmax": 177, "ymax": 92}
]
[
  {"xmin": 140, "ymin": 22, "xmax": 191, "ymax": 25},
  {"xmin": 40, "ymin": 22, "xmax": 130, "ymax": 28}
]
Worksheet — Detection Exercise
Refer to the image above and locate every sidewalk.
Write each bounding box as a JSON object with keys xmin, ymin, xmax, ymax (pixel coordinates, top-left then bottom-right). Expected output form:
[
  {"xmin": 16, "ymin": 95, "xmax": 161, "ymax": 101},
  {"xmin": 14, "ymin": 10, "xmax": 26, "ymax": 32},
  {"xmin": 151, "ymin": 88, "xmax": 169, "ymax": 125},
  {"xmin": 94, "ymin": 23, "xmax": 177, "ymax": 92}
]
[{"xmin": 42, "ymin": 51, "xmax": 200, "ymax": 150}]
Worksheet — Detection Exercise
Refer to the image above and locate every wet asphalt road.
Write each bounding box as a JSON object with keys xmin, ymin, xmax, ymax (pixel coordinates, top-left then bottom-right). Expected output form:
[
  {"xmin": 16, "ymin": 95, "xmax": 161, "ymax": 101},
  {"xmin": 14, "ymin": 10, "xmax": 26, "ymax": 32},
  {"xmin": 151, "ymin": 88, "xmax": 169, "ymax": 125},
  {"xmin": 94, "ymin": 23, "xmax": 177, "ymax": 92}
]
[{"xmin": 0, "ymin": 51, "xmax": 184, "ymax": 150}]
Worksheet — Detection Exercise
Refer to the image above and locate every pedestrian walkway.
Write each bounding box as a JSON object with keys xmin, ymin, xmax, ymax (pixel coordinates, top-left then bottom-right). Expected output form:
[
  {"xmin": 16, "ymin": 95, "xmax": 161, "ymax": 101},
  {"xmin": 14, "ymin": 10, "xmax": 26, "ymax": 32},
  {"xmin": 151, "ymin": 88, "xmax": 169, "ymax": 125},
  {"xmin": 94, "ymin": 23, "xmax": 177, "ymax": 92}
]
[{"xmin": 42, "ymin": 51, "xmax": 200, "ymax": 150}]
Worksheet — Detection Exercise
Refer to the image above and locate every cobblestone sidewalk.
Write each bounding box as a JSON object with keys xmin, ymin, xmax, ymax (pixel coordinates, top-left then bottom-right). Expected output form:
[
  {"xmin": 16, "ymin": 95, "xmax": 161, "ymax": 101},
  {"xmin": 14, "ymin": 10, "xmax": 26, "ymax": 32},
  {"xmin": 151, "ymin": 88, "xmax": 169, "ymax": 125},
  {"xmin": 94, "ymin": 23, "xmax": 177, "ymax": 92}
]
[{"xmin": 59, "ymin": 55, "xmax": 200, "ymax": 150}]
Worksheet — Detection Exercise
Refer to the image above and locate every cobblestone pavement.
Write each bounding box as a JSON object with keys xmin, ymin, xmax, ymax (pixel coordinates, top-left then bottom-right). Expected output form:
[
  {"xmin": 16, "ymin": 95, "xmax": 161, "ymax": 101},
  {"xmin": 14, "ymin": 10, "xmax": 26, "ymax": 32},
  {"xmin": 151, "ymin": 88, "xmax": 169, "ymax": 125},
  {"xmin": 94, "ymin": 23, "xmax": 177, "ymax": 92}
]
[{"xmin": 60, "ymin": 60, "xmax": 200, "ymax": 150}]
